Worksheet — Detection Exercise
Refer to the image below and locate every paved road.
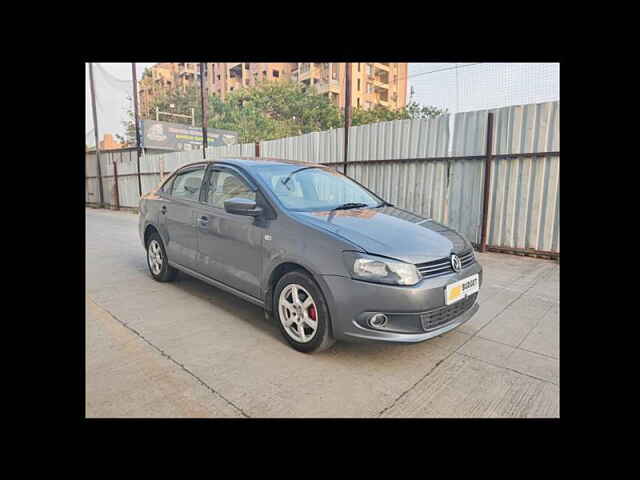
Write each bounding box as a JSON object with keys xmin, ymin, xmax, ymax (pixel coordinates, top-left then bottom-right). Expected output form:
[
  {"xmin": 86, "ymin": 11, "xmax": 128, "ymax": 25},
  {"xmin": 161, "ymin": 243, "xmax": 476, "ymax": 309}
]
[{"xmin": 85, "ymin": 207, "xmax": 559, "ymax": 418}]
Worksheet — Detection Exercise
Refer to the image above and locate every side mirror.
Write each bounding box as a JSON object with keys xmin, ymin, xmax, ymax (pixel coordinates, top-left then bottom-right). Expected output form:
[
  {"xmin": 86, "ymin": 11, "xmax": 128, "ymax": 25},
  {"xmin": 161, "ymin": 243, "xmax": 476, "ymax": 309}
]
[{"xmin": 224, "ymin": 197, "xmax": 263, "ymax": 217}]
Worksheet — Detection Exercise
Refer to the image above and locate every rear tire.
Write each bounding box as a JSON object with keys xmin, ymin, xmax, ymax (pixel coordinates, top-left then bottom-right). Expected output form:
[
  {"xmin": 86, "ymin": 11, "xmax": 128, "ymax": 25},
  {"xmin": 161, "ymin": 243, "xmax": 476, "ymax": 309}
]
[
  {"xmin": 146, "ymin": 232, "xmax": 177, "ymax": 282},
  {"xmin": 274, "ymin": 270, "xmax": 335, "ymax": 353}
]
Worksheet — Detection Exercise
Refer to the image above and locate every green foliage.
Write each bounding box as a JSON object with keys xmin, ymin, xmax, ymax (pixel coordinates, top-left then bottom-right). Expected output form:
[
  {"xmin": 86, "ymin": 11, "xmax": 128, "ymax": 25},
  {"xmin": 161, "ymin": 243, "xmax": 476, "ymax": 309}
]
[
  {"xmin": 206, "ymin": 81, "xmax": 342, "ymax": 143},
  {"xmin": 351, "ymin": 101, "xmax": 447, "ymax": 126},
  {"xmin": 152, "ymin": 86, "xmax": 201, "ymax": 125},
  {"xmin": 133, "ymin": 80, "xmax": 446, "ymax": 144},
  {"xmin": 115, "ymin": 95, "xmax": 138, "ymax": 146}
]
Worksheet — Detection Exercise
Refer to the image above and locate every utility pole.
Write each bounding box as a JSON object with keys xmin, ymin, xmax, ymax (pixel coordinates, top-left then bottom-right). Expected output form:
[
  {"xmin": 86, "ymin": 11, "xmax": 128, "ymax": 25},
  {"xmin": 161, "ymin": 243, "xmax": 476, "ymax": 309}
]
[
  {"xmin": 479, "ymin": 112, "xmax": 495, "ymax": 253},
  {"xmin": 131, "ymin": 62, "xmax": 142, "ymax": 197},
  {"xmin": 88, "ymin": 62, "xmax": 104, "ymax": 208},
  {"xmin": 199, "ymin": 62, "xmax": 208, "ymax": 159},
  {"xmin": 343, "ymin": 62, "xmax": 352, "ymax": 176}
]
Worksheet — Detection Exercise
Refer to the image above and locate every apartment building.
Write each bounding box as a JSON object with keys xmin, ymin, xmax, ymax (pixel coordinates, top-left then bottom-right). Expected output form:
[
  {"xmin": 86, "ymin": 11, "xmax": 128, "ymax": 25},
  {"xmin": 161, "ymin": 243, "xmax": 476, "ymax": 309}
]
[
  {"xmin": 99, "ymin": 133, "xmax": 124, "ymax": 150},
  {"xmin": 138, "ymin": 62, "xmax": 407, "ymax": 116},
  {"xmin": 138, "ymin": 62, "xmax": 201, "ymax": 117},
  {"xmin": 294, "ymin": 62, "xmax": 408, "ymax": 111},
  {"xmin": 208, "ymin": 62, "xmax": 407, "ymax": 110}
]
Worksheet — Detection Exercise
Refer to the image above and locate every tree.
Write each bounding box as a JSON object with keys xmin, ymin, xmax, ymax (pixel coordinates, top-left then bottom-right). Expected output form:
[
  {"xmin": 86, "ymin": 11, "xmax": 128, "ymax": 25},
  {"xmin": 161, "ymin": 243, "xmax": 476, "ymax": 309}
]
[
  {"xmin": 206, "ymin": 81, "xmax": 342, "ymax": 143},
  {"xmin": 351, "ymin": 101, "xmax": 446, "ymax": 126},
  {"xmin": 115, "ymin": 95, "xmax": 137, "ymax": 147},
  {"xmin": 152, "ymin": 85, "xmax": 201, "ymax": 125},
  {"xmin": 139, "ymin": 79, "xmax": 446, "ymax": 144}
]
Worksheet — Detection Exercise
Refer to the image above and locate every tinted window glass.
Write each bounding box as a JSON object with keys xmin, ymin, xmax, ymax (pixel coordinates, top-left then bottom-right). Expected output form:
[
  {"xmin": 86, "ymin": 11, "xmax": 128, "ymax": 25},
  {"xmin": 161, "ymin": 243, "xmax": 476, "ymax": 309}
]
[
  {"xmin": 161, "ymin": 175, "xmax": 175, "ymax": 193},
  {"xmin": 206, "ymin": 170, "xmax": 256, "ymax": 208},
  {"xmin": 255, "ymin": 165, "xmax": 380, "ymax": 211},
  {"xmin": 171, "ymin": 167, "xmax": 205, "ymax": 201}
]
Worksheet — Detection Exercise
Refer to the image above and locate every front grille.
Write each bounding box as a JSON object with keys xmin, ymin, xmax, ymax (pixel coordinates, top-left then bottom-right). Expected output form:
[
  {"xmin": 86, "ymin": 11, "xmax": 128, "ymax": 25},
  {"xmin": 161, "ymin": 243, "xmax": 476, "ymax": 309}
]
[
  {"xmin": 420, "ymin": 293, "xmax": 477, "ymax": 332},
  {"xmin": 416, "ymin": 249, "xmax": 475, "ymax": 279}
]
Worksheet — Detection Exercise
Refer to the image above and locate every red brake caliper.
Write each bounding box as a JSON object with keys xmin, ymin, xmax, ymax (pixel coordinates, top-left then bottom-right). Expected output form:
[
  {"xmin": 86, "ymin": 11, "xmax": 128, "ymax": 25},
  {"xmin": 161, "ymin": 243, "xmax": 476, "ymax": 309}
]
[{"xmin": 308, "ymin": 304, "xmax": 317, "ymax": 321}]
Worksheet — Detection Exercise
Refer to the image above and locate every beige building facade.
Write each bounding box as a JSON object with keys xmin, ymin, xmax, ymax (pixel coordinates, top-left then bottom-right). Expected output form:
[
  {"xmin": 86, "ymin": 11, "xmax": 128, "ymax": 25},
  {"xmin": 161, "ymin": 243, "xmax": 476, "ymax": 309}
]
[
  {"xmin": 139, "ymin": 62, "xmax": 407, "ymax": 117},
  {"xmin": 138, "ymin": 62, "xmax": 201, "ymax": 118}
]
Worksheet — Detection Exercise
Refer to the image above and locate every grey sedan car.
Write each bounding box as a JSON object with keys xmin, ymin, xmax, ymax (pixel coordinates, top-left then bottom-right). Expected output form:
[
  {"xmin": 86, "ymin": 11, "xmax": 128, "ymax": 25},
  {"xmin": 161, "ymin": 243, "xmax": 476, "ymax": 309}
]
[{"xmin": 139, "ymin": 158, "xmax": 482, "ymax": 353}]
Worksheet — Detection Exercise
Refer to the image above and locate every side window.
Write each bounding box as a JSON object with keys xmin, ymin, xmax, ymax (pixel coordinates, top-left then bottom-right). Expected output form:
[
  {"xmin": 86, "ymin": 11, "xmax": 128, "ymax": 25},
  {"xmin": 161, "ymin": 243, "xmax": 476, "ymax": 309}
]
[
  {"xmin": 206, "ymin": 170, "xmax": 256, "ymax": 208},
  {"xmin": 161, "ymin": 176, "xmax": 174, "ymax": 194},
  {"xmin": 171, "ymin": 167, "xmax": 205, "ymax": 201}
]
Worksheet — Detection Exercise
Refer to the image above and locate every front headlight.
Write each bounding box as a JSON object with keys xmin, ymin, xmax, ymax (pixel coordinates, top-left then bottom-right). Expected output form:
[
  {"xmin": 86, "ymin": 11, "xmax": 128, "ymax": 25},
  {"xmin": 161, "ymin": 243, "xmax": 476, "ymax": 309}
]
[{"xmin": 343, "ymin": 252, "xmax": 421, "ymax": 286}]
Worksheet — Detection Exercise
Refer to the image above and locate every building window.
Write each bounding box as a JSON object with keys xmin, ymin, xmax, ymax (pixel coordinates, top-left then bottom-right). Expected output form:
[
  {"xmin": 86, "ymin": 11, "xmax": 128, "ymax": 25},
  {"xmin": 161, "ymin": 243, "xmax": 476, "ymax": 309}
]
[
  {"xmin": 357, "ymin": 63, "xmax": 361, "ymax": 72},
  {"xmin": 357, "ymin": 79, "xmax": 360, "ymax": 91},
  {"xmin": 357, "ymin": 97, "xmax": 360, "ymax": 108},
  {"xmin": 273, "ymin": 70, "xmax": 279, "ymax": 78},
  {"xmin": 217, "ymin": 74, "xmax": 221, "ymax": 81}
]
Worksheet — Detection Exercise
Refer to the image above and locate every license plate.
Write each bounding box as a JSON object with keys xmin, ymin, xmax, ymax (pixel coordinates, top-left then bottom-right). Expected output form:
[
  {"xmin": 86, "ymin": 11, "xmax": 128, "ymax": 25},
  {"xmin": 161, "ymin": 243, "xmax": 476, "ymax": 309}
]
[{"xmin": 445, "ymin": 274, "xmax": 479, "ymax": 305}]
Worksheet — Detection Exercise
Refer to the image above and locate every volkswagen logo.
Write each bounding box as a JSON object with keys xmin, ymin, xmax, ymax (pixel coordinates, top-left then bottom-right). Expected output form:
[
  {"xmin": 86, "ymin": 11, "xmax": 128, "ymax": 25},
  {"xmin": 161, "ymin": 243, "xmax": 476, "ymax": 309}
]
[{"xmin": 450, "ymin": 254, "xmax": 462, "ymax": 272}]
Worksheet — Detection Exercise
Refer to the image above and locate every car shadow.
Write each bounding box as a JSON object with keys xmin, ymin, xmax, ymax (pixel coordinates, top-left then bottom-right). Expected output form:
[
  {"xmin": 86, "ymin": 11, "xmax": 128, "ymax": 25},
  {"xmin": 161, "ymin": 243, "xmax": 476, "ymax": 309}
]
[
  {"xmin": 170, "ymin": 271, "xmax": 285, "ymax": 341},
  {"xmin": 165, "ymin": 271, "xmax": 447, "ymax": 356}
]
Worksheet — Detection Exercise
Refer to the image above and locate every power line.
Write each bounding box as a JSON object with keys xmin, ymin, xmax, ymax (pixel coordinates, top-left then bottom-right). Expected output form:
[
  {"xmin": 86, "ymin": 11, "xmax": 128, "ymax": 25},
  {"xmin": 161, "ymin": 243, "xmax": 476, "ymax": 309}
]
[{"xmin": 400, "ymin": 62, "xmax": 484, "ymax": 84}]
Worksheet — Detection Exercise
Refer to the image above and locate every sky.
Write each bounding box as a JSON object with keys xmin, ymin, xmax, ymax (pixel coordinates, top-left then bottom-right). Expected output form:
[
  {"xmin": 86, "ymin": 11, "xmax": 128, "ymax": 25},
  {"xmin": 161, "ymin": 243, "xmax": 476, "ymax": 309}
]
[
  {"xmin": 86, "ymin": 62, "xmax": 559, "ymax": 145},
  {"xmin": 407, "ymin": 62, "xmax": 559, "ymax": 114}
]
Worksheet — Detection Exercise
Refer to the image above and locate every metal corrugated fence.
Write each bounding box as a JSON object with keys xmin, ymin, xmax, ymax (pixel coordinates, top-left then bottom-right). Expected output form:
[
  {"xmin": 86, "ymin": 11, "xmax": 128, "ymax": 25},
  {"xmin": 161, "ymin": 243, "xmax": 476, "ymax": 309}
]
[
  {"xmin": 257, "ymin": 101, "xmax": 559, "ymax": 256},
  {"xmin": 85, "ymin": 143, "xmax": 256, "ymax": 208},
  {"xmin": 86, "ymin": 101, "xmax": 559, "ymax": 256},
  {"xmin": 485, "ymin": 101, "xmax": 560, "ymax": 253}
]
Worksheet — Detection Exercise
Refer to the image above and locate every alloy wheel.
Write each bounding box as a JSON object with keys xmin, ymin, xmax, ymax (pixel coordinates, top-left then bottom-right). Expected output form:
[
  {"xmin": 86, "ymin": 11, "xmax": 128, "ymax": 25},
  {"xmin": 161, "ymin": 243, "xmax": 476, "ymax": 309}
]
[
  {"xmin": 148, "ymin": 239, "xmax": 163, "ymax": 275},
  {"xmin": 278, "ymin": 284, "xmax": 318, "ymax": 343}
]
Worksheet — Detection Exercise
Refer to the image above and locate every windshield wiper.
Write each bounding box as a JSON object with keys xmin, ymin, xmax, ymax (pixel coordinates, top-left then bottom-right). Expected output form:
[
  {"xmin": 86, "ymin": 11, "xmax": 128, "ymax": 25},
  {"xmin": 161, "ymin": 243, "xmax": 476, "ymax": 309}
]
[
  {"xmin": 280, "ymin": 166, "xmax": 321, "ymax": 188},
  {"xmin": 331, "ymin": 202, "xmax": 369, "ymax": 211}
]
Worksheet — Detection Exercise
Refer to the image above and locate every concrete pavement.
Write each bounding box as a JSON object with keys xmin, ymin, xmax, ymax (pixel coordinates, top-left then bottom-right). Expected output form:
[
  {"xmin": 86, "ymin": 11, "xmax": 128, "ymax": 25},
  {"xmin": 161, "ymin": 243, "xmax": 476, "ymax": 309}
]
[{"xmin": 85, "ymin": 207, "xmax": 559, "ymax": 418}]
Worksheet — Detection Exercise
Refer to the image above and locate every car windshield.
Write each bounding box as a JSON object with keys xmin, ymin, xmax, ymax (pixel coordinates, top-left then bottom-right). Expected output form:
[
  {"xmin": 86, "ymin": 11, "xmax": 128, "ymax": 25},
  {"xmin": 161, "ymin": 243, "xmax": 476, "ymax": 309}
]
[{"xmin": 254, "ymin": 164, "xmax": 383, "ymax": 212}]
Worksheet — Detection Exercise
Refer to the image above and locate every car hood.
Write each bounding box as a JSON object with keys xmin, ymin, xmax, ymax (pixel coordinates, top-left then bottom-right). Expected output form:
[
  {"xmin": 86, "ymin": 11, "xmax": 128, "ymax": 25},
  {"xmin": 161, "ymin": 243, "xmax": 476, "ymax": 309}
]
[{"xmin": 291, "ymin": 206, "xmax": 469, "ymax": 264}]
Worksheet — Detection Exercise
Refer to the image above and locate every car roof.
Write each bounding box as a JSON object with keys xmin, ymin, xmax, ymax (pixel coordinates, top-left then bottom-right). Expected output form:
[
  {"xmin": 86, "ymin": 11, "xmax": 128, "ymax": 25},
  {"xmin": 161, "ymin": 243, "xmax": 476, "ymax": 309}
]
[{"xmin": 176, "ymin": 157, "xmax": 327, "ymax": 171}]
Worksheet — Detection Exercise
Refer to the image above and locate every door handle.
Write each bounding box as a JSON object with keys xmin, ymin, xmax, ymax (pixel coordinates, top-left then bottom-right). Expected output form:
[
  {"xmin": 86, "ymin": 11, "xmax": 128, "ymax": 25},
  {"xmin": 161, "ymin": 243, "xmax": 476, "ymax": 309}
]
[{"xmin": 161, "ymin": 205, "xmax": 167, "ymax": 214}]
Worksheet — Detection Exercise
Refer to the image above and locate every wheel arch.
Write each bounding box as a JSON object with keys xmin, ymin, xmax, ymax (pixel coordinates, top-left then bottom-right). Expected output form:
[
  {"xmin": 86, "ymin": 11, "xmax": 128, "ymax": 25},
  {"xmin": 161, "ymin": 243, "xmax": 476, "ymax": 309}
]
[
  {"xmin": 265, "ymin": 260, "xmax": 336, "ymax": 337},
  {"xmin": 143, "ymin": 223, "xmax": 160, "ymax": 247},
  {"xmin": 265, "ymin": 262, "xmax": 312, "ymax": 313}
]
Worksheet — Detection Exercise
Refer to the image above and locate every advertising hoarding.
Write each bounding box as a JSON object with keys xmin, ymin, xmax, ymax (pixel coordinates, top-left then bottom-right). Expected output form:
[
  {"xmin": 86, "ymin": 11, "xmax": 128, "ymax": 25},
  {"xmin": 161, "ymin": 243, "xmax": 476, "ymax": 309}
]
[{"xmin": 140, "ymin": 120, "xmax": 238, "ymax": 151}]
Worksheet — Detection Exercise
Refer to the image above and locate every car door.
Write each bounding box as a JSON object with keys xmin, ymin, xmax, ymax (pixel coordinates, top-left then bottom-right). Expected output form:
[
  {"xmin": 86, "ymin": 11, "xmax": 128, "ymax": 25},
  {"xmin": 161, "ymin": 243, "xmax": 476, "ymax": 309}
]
[
  {"xmin": 193, "ymin": 165, "xmax": 265, "ymax": 299},
  {"xmin": 162, "ymin": 164, "xmax": 206, "ymax": 270}
]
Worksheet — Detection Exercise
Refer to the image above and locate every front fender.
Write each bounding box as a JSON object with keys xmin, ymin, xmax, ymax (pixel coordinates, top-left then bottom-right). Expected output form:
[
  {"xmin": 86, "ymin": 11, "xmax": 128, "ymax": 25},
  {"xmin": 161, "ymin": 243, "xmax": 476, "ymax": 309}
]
[{"xmin": 262, "ymin": 254, "xmax": 343, "ymax": 335}]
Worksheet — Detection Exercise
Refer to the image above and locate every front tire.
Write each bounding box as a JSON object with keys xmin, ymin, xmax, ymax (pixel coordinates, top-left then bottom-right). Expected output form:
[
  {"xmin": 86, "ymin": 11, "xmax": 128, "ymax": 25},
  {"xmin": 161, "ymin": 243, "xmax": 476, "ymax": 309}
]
[
  {"xmin": 274, "ymin": 270, "xmax": 335, "ymax": 353},
  {"xmin": 146, "ymin": 232, "xmax": 177, "ymax": 282}
]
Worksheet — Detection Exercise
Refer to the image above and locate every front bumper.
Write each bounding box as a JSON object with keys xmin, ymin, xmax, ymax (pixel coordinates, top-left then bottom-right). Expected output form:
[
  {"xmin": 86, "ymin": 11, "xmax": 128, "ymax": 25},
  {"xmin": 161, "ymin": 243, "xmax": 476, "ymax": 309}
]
[{"xmin": 320, "ymin": 262, "xmax": 482, "ymax": 343}]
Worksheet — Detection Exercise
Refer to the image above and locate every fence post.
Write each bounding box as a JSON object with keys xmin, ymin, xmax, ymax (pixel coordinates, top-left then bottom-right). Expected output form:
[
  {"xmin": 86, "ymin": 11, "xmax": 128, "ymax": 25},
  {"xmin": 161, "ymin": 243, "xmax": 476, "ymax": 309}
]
[
  {"xmin": 255, "ymin": 142, "xmax": 260, "ymax": 158},
  {"xmin": 479, "ymin": 112, "xmax": 494, "ymax": 252},
  {"xmin": 113, "ymin": 160, "xmax": 120, "ymax": 211}
]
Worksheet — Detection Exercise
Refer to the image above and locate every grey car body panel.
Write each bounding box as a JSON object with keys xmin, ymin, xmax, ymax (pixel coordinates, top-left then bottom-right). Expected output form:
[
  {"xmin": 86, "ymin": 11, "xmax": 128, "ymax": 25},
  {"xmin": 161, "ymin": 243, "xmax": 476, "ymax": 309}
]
[
  {"xmin": 139, "ymin": 157, "xmax": 482, "ymax": 345},
  {"xmin": 321, "ymin": 262, "xmax": 482, "ymax": 342},
  {"xmin": 290, "ymin": 207, "xmax": 469, "ymax": 264}
]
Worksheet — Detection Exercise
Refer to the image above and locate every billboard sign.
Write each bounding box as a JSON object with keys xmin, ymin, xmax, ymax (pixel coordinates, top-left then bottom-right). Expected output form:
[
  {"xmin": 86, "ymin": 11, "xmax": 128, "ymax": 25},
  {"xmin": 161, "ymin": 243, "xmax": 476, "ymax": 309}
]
[{"xmin": 140, "ymin": 120, "xmax": 238, "ymax": 151}]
